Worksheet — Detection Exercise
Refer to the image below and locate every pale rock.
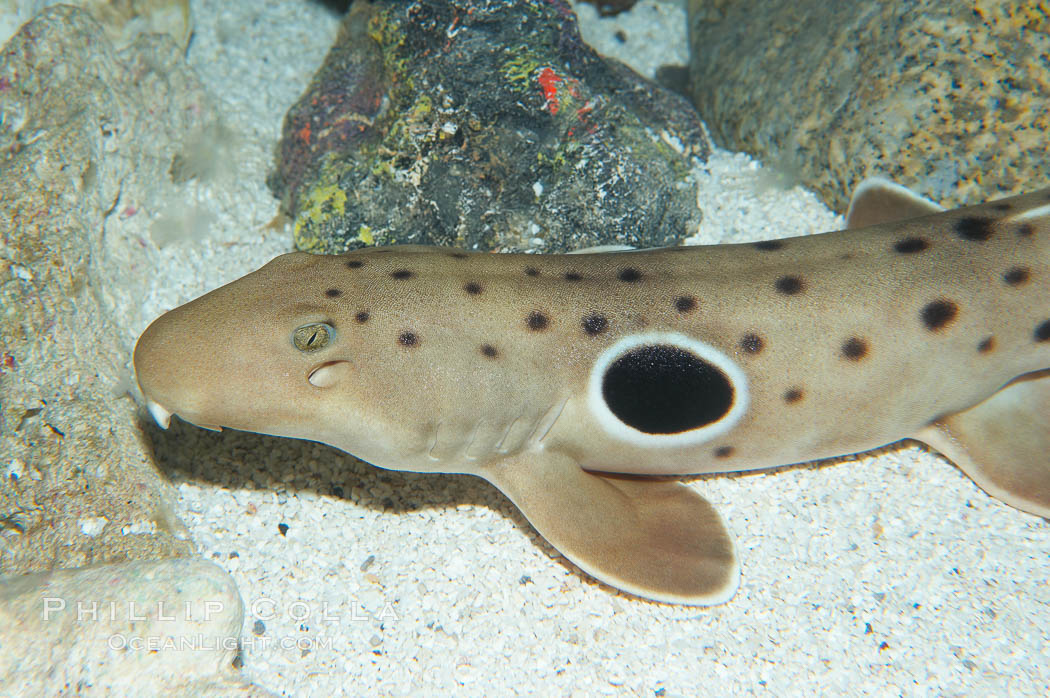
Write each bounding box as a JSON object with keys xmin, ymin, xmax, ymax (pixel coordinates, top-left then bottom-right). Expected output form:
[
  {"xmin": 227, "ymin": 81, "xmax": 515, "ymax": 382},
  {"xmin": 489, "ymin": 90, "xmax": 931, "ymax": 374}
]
[{"xmin": 0, "ymin": 558, "xmax": 276, "ymax": 696}]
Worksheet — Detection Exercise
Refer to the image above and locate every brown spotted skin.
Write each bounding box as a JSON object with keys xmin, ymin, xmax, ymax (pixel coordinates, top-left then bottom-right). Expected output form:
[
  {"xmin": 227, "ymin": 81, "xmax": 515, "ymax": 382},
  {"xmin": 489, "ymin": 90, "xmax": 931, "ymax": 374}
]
[{"xmin": 134, "ymin": 188, "xmax": 1050, "ymax": 480}]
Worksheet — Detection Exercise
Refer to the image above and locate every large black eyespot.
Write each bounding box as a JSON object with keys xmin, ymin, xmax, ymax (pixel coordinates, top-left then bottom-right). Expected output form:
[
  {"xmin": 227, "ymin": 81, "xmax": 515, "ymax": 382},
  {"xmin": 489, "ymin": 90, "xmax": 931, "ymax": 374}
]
[
  {"xmin": 601, "ymin": 344, "xmax": 735, "ymax": 434},
  {"xmin": 292, "ymin": 322, "xmax": 335, "ymax": 352}
]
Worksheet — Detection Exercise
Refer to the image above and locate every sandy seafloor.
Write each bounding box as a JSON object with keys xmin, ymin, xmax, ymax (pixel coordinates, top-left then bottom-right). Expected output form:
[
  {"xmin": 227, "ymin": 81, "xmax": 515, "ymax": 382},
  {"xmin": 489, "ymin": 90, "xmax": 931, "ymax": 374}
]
[{"xmin": 33, "ymin": 0, "xmax": 1048, "ymax": 694}]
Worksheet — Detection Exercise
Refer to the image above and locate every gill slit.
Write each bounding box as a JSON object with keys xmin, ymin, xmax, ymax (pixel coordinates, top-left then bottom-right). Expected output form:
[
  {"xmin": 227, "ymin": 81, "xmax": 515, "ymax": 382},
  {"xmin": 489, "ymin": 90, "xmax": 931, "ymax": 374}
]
[
  {"xmin": 463, "ymin": 419, "xmax": 485, "ymax": 461},
  {"xmin": 494, "ymin": 418, "xmax": 520, "ymax": 454},
  {"xmin": 426, "ymin": 420, "xmax": 442, "ymax": 461},
  {"xmin": 530, "ymin": 397, "xmax": 569, "ymax": 445}
]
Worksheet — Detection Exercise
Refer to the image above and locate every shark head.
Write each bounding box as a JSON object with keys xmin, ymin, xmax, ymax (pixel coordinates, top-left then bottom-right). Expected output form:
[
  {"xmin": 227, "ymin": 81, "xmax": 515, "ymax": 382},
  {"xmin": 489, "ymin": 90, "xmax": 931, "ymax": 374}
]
[{"xmin": 133, "ymin": 251, "xmax": 390, "ymax": 457}]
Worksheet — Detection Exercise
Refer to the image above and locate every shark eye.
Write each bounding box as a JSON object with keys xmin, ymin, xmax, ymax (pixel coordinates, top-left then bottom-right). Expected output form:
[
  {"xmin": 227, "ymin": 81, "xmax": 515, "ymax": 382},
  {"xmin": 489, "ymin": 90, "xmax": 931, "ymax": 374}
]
[{"xmin": 292, "ymin": 322, "xmax": 335, "ymax": 352}]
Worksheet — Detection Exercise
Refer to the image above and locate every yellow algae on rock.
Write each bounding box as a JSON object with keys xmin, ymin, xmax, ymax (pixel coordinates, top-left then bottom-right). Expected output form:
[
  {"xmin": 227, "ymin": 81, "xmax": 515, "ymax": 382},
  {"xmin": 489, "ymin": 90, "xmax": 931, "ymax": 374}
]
[{"xmin": 293, "ymin": 183, "xmax": 348, "ymax": 252}]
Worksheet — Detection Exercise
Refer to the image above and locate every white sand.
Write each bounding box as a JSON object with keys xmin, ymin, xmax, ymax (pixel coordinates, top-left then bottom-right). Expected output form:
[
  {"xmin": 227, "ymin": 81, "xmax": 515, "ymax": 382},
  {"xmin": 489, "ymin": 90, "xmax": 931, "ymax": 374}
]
[{"xmin": 124, "ymin": 1, "xmax": 1049, "ymax": 694}]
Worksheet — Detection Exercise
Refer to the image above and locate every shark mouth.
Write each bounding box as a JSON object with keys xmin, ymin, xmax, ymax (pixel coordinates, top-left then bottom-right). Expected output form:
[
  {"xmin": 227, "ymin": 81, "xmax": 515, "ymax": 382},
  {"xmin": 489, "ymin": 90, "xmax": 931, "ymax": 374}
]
[{"xmin": 145, "ymin": 397, "xmax": 222, "ymax": 432}]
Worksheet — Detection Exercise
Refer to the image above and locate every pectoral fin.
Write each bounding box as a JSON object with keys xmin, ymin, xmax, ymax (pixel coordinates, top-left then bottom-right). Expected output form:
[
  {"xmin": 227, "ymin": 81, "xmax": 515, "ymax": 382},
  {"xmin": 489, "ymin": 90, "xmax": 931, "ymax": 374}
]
[
  {"xmin": 914, "ymin": 372, "xmax": 1050, "ymax": 519},
  {"xmin": 482, "ymin": 451, "xmax": 739, "ymax": 605}
]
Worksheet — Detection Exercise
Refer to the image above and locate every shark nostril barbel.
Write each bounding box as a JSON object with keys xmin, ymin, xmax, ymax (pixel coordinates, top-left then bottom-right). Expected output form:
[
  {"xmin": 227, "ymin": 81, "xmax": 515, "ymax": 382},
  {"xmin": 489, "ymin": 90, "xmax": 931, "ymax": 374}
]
[{"xmin": 146, "ymin": 399, "xmax": 172, "ymax": 429}]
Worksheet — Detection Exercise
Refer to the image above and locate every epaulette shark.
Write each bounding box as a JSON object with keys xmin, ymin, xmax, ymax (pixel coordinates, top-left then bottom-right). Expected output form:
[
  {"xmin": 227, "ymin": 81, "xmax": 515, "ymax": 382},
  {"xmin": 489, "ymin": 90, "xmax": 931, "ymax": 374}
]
[{"xmin": 134, "ymin": 179, "xmax": 1050, "ymax": 605}]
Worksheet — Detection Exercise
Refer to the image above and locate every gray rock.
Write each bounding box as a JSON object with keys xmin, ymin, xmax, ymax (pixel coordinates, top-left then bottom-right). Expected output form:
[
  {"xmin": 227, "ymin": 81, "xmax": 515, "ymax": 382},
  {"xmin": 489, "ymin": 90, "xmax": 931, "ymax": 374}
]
[
  {"xmin": 0, "ymin": 0, "xmax": 193, "ymax": 49},
  {"xmin": 0, "ymin": 5, "xmax": 208, "ymax": 574},
  {"xmin": 270, "ymin": 0, "xmax": 709, "ymax": 254},
  {"xmin": 687, "ymin": 0, "xmax": 1050, "ymax": 210},
  {"xmin": 0, "ymin": 7, "xmax": 285, "ymax": 695},
  {"xmin": 0, "ymin": 558, "xmax": 269, "ymax": 696}
]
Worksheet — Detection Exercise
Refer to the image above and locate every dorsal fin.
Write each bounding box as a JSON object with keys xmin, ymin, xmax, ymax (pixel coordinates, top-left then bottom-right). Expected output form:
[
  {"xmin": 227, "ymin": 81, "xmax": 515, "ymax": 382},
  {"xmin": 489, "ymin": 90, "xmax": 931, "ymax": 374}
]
[
  {"xmin": 845, "ymin": 177, "xmax": 945, "ymax": 229},
  {"xmin": 567, "ymin": 244, "xmax": 636, "ymax": 254}
]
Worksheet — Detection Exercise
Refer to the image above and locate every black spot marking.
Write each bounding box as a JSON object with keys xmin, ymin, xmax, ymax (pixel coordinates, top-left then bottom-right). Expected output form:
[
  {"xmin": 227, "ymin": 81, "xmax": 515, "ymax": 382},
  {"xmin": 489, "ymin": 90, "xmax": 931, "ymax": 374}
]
[
  {"xmin": 464, "ymin": 281, "xmax": 483, "ymax": 295},
  {"xmin": 783, "ymin": 388, "xmax": 804, "ymax": 404},
  {"xmin": 714, "ymin": 446, "xmax": 734, "ymax": 458},
  {"xmin": 582, "ymin": 314, "xmax": 608, "ymax": 336},
  {"xmin": 617, "ymin": 267, "xmax": 642, "ymax": 282},
  {"xmin": 524, "ymin": 267, "xmax": 540, "ymax": 277},
  {"xmin": 602, "ymin": 345, "xmax": 735, "ymax": 434},
  {"xmin": 448, "ymin": 252, "xmax": 469, "ymax": 259},
  {"xmin": 526, "ymin": 311, "xmax": 549, "ymax": 331},
  {"xmin": 1036, "ymin": 320, "xmax": 1050, "ymax": 342},
  {"xmin": 992, "ymin": 202, "xmax": 1012, "ymax": 212},
  {"xmin": 325, "ymin": 288, "xmax": 342, "ymax": 298},
  {"xmin": 480, "ymin": 344, "xmax": 498, "ymax": 358},
  {"xmin": 894, "ymin": 237, "xmax": 929, "ymax": 254},
  {"xmin": 1003, "ymin": 266, "xmax": 1030, "ymax": 286},
  {"xmin": 977, "ymin": 336, "xmax": 995, "ymax": 353},
  {"xmin": 841, "ymin": 337, "xmax": 869, "ymax": 361},
  {"xmin": 740, "ymin": 333, "xmax": 764, "ymax": 354},
  {"xmin": 753, "ymin": 240, "xmax": 784, "ymax": 251},
  {"xmin": 674, "ymin": 295, "xmax": 697, "ymax": 313},
  {"xmin": 775, "ymin": 275, "xmax": 805, "ymax": 295},
  {"xmin": 398, "ymin": 331, "xmax": 419, "ymax": 347},
  {"xmin": 921, "ymin": 299, "xmax": 958, "ymax": 331},
  {"xmin": 564, "ymin": 271, "xmax": 583, "ymax": 282},
  {"xmin": 390, "ymin": 269, "xmax": 414, "ymax": 280},
  {"xmin": 355, "ymin": 311, "xmax": 370, "ymax": 324},
  {"xmin": 1018, "ymin": 224, "xmax": 1035, "ymax": 237},
  {"xmin": 955, "ymin": 216, "xmax": 994, "ymax": 241},
  {"xmin": 346, "ymin": 260, "xmax": 364, "ymax": 269}
]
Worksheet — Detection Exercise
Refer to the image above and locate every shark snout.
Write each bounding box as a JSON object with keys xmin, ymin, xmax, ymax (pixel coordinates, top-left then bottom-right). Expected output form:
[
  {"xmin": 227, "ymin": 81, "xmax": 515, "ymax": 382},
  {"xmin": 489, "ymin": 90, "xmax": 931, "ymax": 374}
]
[
  {"xmin": 133, "ymin": 261, "xmax": 323, "ymax": 435},
  {"xmin": 134, "ymin": 305, "xmax": 205, "ymax": 429},
  {"xmin": 133, "ymin": 285, "xmax": 249, "ymax": 432}
]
